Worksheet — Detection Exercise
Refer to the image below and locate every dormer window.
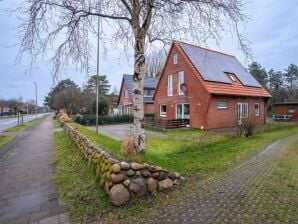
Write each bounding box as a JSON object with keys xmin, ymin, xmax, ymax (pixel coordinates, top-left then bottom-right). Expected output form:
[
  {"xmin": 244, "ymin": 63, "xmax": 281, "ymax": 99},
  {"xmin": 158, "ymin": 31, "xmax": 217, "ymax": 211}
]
[{"xmin": 173, "ymin": 53, "xmax": 178, "ymax": 64}]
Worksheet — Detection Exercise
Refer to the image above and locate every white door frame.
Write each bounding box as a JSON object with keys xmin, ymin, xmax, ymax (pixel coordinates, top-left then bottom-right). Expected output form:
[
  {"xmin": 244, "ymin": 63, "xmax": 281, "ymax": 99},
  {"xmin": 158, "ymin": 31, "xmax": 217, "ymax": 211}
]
[{"xmin": 176, "ymin": 103, "xmax": 190, "ymax": 119}]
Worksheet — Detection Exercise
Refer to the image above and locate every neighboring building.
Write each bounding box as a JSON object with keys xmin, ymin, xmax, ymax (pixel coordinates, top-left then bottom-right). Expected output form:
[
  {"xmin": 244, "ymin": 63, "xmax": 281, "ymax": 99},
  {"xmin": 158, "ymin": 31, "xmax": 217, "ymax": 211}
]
[
  {"xmin": 153, "ymin": 41, "xmax": 271, "ymax": 129},
  {"xmin": 118, "ymin": 74, "xmax": 159, "ymax": 115},
  {"xmin": 274, "ymin": 102, "xmax": 298, "ymax": 121},
  {"xmin": 106, "ymin": 94, "xmax": 119, "ymax": 115}
]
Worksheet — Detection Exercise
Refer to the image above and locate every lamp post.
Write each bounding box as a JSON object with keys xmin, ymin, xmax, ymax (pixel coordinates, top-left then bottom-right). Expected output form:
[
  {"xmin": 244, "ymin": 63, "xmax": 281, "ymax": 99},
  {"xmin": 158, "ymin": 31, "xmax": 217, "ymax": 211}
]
[
  {"xmin": 95, "ymin": 16, "xmax": 100, "ymax": 133},
  {"xmin": 33, "ymin": 82, "xmax": 37, "ymax": 119}
]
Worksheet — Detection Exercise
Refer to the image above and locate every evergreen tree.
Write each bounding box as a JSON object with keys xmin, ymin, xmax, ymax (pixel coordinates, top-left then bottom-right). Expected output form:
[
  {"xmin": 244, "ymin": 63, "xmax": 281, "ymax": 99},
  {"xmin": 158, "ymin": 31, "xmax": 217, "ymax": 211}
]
[
  {"xmin": 285, "ymin": 64, "xmax": 298, "ymax": 92},
  {"xmin": 248, "ymin": 62, "xmax": 268, "ymax": 88},
  {"xmin": 84, "ymin": 75, "xmax": 111, "ymax": 95}
]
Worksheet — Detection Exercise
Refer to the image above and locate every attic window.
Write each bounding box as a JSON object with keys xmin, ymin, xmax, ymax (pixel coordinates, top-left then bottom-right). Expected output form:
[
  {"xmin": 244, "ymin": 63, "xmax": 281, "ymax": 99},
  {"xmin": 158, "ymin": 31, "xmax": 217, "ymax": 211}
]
[
  {"xmin": 226, "ymin": 73, "xmax": 237, "ymax": 82},
  {"xmin": 173, "ymin": 53, "xmax": 178, "ymax": 64}
]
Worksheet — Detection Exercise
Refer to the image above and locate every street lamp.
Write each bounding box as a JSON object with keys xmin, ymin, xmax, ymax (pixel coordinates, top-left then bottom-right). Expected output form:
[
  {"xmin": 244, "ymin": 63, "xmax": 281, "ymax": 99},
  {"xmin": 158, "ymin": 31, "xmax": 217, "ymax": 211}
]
[
  {"xmin": 95, "ymin": 16, "xmax": 100, "ymax": 133},
  {"xmin": 33, "ymin": 82, "xmax": 37, "ymax": 119}
]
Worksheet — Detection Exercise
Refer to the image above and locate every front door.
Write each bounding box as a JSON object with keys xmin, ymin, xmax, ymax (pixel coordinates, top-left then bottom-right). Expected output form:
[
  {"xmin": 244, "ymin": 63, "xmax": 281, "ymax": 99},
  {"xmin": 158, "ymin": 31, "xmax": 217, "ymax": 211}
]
[
  {"xmin": 237, "ymin": 103, "xmax": 248, "ymax": 125},
  {"xmin": 176, "ymin": 103, "xmax": 190, "ymax": 119}
]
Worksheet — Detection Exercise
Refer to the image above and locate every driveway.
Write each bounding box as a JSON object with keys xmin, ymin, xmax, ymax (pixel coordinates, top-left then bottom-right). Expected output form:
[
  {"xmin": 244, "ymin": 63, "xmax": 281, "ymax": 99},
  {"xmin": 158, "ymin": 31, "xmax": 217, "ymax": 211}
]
[
  {"xmin": 88, "ymin": 124, "xmax": 164, "ymax": 140},
  {"xmin": 0, "ymin": 115, "xmax": 69, "ymax": 223},
  {"xmin": 133, "ymin": 134, "xmax": 298, "ymax": 223}
]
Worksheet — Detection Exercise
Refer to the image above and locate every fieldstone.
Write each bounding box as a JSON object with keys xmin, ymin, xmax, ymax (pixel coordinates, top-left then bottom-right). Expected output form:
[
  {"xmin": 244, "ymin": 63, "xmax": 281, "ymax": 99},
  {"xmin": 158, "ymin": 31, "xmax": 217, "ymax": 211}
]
[
  {"xmin": 111, "ymin": 173, "xmax": 125, "ymax": 184},
  {"xmin": 129, "ymin": 178, "xmax": 147, "ymax": 197},
  {"xmin": 146, "ymin": 178, "xmax": 157, "ymax": 193},
  {"xmin": 143, "ymin": 163, "xmax": 150, "ymax": 169},
  {"xmin": 156, "ymin": 166, "xmax": 162, "ymax": 171},
  {"xmin": 104, "ymin": 181, "xmax": 113, "ymax": 194},
  {"xmin": 120, "ymin": 161, "xmax": 130, "ymax": 170},
  {"xmin": 168, "ymin": 172, "xmax": 176, "ymax": 180},
  {"xmin": 112, "ymin": 163, "xmax": 121, "ymax": 173},
  {"xmin": 141, "ymin": 170, "xmax": 150, "ymax": 178},
  {"xmin": 136, "ymin": 171, "xmax": 141, "ymax": 176},
  {"xmin": 158, "ymin": 178, "xmax": 173, "ymax": 191},
  {"xmin": 158, "ymin": 171, "xmax": 167, "ymax": 180},
  {"xmin": 152, "ymin": 172, "xmax": 159, "ymax": 178},
  {"xmin": 109, "ymin": 184, "xmax": 130, "ymax": 206},
  {"xmin": 179, "ymin": 176, "xmax": 186, "ymax": 182},
  {"xmin": 123, "ymin": 179, "xmax": 130, "ymax": 187},
  {"xmin": 131, "ymin": 162, "xmax": 144, "ymax": 170},
  {"xmin": 148, "ymin": 166, "xmax": 156, "ymax": 172},
  {"xmin": 173, "ymin": 179, "xmax": 181, "ymax": 185},
  {"xmin": 126, "ymin": 169, "xmax": 135, "ymax": 177}
]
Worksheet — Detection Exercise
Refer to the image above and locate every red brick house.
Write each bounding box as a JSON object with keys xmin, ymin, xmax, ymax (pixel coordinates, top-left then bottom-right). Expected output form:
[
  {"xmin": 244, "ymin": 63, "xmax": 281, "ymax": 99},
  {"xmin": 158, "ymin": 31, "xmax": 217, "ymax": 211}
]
[
  {"xmin": 274, "ymin": 102, "xmax": 298, "ymax": 121},
  {"xmin": 153, "ymin": 41, "xmax": 271, "ymax": 129},
  {"xmin": 118, "ymin": 74, "xmax": 158, "ymax": 115}
]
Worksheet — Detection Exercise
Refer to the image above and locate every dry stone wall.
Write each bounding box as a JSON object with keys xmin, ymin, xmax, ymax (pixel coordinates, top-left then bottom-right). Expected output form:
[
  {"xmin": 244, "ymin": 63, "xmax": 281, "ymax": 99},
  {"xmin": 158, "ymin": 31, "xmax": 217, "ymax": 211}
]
[{"xmin": 59, "ymin": 113, "xmax": 185, "ymax": 206}]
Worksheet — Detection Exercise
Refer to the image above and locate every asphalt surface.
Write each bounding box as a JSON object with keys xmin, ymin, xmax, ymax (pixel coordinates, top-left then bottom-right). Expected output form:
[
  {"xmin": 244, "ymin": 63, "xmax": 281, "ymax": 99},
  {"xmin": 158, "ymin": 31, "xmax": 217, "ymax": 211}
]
[
  {"xmin": 0, "ymin": 115, "xmax": 69, "ymax": 223},
  {"xmin": 0, "ymin": 114, "xmax": 46, "ymax": 133}
]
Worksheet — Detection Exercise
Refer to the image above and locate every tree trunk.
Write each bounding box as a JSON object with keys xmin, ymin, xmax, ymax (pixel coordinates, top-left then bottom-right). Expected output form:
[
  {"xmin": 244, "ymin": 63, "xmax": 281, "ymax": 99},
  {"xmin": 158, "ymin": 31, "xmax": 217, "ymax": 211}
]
[{"xmin": 132, "ymin": 35, "xmax": 146, "ymax": 152}]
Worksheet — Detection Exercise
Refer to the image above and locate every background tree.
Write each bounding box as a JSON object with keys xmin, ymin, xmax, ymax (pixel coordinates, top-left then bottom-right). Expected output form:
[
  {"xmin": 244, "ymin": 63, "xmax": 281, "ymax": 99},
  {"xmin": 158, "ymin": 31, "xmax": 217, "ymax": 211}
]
[
  {"xmin": 248, "ymin": 62, "xmax": 268, "ymax": 88},
  {"xmin": 92, "ymin": 96, "xmax": 109, "ymax": 116},
  {"xmin": 84, "ymin": 75, "xmax": 111, "ymax": 95},
  {"xmin": 19, "ymin": 0, "xmax": 250, "ymax": 152},
  {"xmin": 145, "ymin": 50, "xmax": 165, "ymax": 77},
  {"xmin": 284, "ymin": 64, "xmax": 298, "ymax": 93}
]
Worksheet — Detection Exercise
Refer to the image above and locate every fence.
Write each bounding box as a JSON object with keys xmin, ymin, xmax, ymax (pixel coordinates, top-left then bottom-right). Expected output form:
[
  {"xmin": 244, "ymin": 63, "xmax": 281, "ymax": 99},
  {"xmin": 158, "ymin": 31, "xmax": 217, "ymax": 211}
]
[{"xmin": 144, "ymin": 117, "xmax": 189, "ymax": 129}]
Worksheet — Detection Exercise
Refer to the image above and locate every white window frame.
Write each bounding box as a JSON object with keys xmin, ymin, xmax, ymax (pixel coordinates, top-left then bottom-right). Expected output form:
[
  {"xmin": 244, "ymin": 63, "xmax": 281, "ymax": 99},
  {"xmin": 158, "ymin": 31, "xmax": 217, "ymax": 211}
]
[
  {"xmin": 144, "ymin": 89, "xmax": 153, "ymax": 97},
  {"xmin": 288, "ymin": 108, "xmax": 295, "ymax": 113},
  {"xmin": 173, "ymin": 53, "xmax": 178, "ymax": 64},
  {"xmin": 255, "ymin": 103, "xmax": 260, "ymax": 116},
  {"xmin": 167, "ymin": 75, "xmax": 173, "ymax": 96},
  {"xmin": 127, "ymin": 107, "xmax": 132, "ymax": 114},
  {"xmin": 178, "ymin": 71, "xmax": 185, "ymax": 95},
  {"xmin": 241, "ymin": 103, "xmax": 248, "ymax": 118},
  {"xmin": 124, "ymin": 89, "xmax": 128, "ymax": 98},
  {"xmin": 217, "ymin": 102, "xmax": 228, "ymax": 109},
  {"xmin": 160, "ymin": 104, "xmax": 167, "ymax": 117}
]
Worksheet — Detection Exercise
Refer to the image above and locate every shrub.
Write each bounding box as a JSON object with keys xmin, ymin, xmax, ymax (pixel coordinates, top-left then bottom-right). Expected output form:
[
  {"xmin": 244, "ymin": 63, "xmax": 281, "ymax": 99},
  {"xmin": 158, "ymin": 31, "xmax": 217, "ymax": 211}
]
[{"xmin": 75, "ymin": 114, "xmax": 133, "ymax": 126}]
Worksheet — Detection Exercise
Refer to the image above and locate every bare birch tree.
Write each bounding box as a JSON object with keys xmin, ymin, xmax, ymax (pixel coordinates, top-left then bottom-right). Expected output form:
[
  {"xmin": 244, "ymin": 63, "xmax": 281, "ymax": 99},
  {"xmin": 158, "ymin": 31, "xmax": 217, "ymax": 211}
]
[{"xmin": 18, "ymin": 0, "xmax": 250, "ymax": 152}]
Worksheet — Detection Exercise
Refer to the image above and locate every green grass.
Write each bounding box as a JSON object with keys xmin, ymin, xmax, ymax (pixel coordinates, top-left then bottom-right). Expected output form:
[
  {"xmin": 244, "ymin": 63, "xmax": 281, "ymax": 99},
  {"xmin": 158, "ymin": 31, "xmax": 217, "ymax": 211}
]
[
  {"xmin": 5, "ymin": 116, "xmax": 46, "ymax": 132},
  {"xmin": 70, "ymin": 122, "xmax": 298, "ymax": 177},
  {"xmin": 0, "ymin": 135, "xmax": 13, "ymax": 147},
  {"xmin": 53, "ymin": 129, "xmax": 110, "ymax": 223}
]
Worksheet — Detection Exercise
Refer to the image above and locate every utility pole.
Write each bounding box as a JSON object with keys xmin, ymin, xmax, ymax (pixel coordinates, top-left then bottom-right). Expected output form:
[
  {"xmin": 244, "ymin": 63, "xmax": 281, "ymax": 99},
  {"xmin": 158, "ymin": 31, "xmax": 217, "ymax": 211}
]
[
  {"xmin": 34, "ymin": 82, "xmax": 37, "ymax": 119},
  {"xmin": 95, "ymin": 16, "xmax": 100, "ymax": 133}
]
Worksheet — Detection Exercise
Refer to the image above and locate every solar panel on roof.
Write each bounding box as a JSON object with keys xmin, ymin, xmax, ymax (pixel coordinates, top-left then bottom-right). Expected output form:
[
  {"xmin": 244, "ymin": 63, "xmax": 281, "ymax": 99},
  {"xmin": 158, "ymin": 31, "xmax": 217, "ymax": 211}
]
[{"xmin": 180, "ymin": 43, "xmax": 261, "ymax": 87}]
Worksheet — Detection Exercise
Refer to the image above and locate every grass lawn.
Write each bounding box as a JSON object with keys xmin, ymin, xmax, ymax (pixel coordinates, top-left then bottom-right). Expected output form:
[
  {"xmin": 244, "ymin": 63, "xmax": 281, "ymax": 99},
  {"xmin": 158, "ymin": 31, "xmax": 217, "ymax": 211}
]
[
  {"xmin": 70, "ymin": 122, "xmax": 298, "ymax": 177},
  {"xmin": 5, "ymin": 116, "xmax": 46, "ymax": 132},
  {"xmin": 53, "ymin": 130, "xmax": 110, "ymax": 223},
  {"xmin": 0, "ymin": 135, "xmax": 13, "ymax": 147}
]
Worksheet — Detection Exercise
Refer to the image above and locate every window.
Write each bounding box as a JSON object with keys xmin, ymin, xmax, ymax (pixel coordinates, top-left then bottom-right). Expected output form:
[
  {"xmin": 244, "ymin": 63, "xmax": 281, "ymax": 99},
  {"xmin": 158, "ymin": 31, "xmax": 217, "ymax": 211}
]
[
  {"xmin": 124, "ymin": 90, "xmax": 128, "ymax": 98},
  {"xmin": 255, "ymin": 103, "xmax": 260, "ymax": 116},
  {"xmin": 217, "ymin": 102, "xmax": 228, "ymax": 109},
  {"xmin": 241, "ymin": 103, "xmax": 248, "ymax": 118},
  {"xmin": 288, "ymin": 108, "xmax": 296, "ymax": 113},
  {"xmin": 160, "ymin": 104, "xmax": 167, "ymax": 117},
  {"xmin": 144, "ymin": 89, "xmax": 154, "ymax": 97},
  {"xmin": 167, "ymin": 75, "xmax": 173, "ymax": 96},
  {"xmin": 127, "ymin": 107, "xmax": 132, "ymax": 114},
  {"xmin": 178, "ymin": 71, "xmax": 185, "ymax": 95},
  {"xmin": 173, "ymin": 53, "xmax": 178, "ymax": 64}
]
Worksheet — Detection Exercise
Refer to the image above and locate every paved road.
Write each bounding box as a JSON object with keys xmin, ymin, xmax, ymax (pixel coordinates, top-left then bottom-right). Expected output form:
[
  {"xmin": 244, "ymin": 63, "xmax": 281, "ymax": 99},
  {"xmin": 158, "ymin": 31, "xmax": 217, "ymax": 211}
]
[
  {"xmin": 0, "ymin": 115, "xmax": 70, "ymax": 224},
  {"xmin": 138, "ymin": 134, "xmax": 298, "ymax": 224},
  {"xmin": 0, "ymin": 114, "xmax": 46, "ymax": 133},
  {"xmin": 88, "ymin": 124, "xmax": 164, "ymax": 140}
]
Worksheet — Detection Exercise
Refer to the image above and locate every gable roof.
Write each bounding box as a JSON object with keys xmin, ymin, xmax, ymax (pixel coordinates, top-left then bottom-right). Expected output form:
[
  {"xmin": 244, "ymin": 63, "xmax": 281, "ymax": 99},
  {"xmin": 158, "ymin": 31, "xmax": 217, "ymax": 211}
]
[
  {"xmin": 174, "ymin": 41, "xmax": 271, "ymax": 98},
  {"xmin": 119, "ymin": 74, "xmax": 159, "ymax": 104}
]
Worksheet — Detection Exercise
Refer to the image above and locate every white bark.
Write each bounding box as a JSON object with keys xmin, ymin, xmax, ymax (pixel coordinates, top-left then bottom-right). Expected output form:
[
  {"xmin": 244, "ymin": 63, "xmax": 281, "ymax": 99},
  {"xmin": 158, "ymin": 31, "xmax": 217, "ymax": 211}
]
[{"xmin": 132, "ymin": 36, "xmax": 146, "ymax": 152}]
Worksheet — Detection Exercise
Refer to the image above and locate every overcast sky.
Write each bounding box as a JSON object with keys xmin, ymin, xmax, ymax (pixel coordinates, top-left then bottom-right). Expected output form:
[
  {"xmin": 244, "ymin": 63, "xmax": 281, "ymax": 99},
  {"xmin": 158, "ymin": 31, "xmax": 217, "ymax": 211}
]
[{"xmin": 0, "ymin": 0, "xmax": 297, "ymax": 105}]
